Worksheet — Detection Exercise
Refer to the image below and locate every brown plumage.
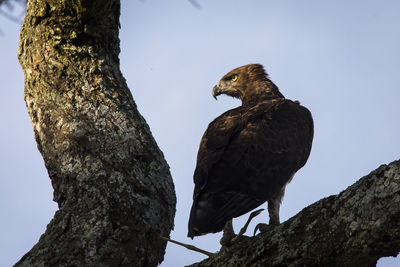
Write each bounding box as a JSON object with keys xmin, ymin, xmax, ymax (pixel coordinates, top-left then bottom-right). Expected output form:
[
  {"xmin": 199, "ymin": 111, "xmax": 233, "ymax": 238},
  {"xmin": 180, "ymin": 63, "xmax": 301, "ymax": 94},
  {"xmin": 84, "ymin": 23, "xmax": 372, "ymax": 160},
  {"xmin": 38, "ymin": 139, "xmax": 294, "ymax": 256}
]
[{"xmin": 188, "ymin": 64, "xmax": 314, "ymax": 239}]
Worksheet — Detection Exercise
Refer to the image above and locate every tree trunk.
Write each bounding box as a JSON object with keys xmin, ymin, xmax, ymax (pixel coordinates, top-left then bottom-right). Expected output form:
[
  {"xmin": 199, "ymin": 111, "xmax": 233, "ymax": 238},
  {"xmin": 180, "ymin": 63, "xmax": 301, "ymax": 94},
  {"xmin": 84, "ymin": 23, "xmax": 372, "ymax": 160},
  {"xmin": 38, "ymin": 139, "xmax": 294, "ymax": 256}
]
[
  {"xmin": 189, "ymin": 160, "xmax": 400, "ymax": 267},
  {"xmin": 16, "ymin": 1, "xmax": 176, "ymax": 266}
]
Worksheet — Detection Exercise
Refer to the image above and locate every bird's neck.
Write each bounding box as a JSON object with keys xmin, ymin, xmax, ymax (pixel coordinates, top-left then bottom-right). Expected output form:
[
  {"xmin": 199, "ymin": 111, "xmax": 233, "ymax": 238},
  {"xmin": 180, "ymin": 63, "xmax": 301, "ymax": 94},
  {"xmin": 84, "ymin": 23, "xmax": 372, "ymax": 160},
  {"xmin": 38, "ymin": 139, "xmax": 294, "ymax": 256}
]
[{"xmin": 241, "ymin": 80, "xmax": 284, "ymax": 107}]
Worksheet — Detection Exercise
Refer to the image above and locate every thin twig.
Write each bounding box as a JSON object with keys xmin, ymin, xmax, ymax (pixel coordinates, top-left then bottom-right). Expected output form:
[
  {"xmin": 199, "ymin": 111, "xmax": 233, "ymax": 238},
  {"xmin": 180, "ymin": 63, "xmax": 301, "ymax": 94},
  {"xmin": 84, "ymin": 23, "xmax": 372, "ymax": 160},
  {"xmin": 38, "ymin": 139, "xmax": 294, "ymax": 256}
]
[{"xmin": 160, "ymin": 236, "xmax": 215, "ymax": 257}]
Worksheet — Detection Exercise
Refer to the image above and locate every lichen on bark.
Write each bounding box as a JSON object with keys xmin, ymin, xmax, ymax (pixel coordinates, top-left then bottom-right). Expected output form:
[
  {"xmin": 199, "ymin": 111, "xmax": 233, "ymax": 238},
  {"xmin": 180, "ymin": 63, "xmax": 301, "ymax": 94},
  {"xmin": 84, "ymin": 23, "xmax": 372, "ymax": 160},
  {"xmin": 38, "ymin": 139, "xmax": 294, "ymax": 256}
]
[
  {"xmin": 16, "ymin": 1, "xmax": 176, "ymax": 266},
  {"xmin": 189, "ymin": 160, "xmax": 400, "ymax": 267}
]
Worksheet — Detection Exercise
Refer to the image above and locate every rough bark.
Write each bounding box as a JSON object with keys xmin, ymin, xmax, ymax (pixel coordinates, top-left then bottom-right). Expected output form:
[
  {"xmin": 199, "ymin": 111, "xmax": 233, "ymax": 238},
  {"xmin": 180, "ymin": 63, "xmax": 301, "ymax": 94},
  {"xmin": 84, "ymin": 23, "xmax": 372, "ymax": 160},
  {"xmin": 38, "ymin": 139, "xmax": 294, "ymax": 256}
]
[
  {"xmin": 16, "ymin": 1, "xmax": 176, "ymax": 266},
  {"xmin": 189, "ymin": 160, "xmax": 400, "ymax": 267}
]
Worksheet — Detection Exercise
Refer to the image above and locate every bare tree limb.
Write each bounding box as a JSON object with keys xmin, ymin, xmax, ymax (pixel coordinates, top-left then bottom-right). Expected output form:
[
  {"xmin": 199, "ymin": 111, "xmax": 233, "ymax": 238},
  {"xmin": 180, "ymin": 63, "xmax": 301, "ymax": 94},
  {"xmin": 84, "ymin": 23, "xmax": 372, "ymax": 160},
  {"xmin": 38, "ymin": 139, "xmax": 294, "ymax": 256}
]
[{"xmin": 189, "ymin": 160, "xmax": 400, "ymax": 266}]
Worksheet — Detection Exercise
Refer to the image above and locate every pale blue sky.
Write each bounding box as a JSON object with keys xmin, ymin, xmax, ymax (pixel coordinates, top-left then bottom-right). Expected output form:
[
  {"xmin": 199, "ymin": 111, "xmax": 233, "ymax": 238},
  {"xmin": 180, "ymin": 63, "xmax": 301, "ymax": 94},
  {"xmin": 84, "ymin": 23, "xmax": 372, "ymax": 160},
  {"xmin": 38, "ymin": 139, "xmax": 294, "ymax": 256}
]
[{"xmin": 1, "ymin": 1, "xmax": 399, "ymax": 266}]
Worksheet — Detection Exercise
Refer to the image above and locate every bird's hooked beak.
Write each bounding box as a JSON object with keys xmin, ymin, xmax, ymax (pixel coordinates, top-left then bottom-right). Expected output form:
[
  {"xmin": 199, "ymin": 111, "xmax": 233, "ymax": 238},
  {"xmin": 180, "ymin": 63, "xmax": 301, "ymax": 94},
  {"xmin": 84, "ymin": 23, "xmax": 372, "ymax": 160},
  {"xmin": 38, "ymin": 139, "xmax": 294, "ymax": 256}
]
[{"xmin": 212, "ymin": 84, "xmax": 223, "ymax": 100}]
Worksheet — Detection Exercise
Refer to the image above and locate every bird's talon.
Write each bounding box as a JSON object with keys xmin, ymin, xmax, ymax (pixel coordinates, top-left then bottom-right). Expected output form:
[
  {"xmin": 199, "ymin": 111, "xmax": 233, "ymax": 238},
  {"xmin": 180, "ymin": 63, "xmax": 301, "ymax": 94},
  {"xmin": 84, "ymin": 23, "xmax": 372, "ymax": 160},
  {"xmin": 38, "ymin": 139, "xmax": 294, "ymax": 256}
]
[{"xmin": 253, "ymin": 223, "xmax": 273, "ymax": 236}]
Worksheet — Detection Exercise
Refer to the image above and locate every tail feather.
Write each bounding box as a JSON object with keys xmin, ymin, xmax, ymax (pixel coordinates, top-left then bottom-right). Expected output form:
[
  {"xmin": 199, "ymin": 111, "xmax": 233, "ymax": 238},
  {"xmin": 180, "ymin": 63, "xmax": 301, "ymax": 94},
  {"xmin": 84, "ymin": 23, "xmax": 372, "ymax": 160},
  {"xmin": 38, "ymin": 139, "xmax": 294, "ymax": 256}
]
[{"xmin": 188, "ymin": 191, "xmax": 263, "ymax": 238}]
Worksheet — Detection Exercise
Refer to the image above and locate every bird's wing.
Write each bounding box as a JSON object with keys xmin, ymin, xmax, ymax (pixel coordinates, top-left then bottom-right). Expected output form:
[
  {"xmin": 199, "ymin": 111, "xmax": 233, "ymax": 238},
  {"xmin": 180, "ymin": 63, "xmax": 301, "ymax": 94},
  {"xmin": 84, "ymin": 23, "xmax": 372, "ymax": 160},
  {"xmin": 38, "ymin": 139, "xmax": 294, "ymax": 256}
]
[
  {"xmin": 192, "ymin": 106, "xmax": 245, "ymax": 199},
  {"xmin": 239, "ymin": 99, "xmax": 314, "ymax": 174}
]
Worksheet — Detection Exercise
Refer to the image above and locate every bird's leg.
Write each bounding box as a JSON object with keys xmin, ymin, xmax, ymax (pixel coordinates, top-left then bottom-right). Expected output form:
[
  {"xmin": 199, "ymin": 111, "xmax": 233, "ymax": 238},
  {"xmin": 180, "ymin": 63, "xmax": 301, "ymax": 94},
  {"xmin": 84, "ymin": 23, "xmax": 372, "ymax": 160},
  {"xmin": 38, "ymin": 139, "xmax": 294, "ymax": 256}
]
[
  {"xmin": 220, "ymin": 219, "xmax": 235, "ymax": 250},
  {"xmin": 254, "ymin": 199, "xmax": 280, "ymax": 235},
  {"xmin": 254, "ymin": 187, "xmax": 285, "ymax": 235},
  {"xmin": 268, "ymin": 197, "xmax": 281, "ymax": 226}
]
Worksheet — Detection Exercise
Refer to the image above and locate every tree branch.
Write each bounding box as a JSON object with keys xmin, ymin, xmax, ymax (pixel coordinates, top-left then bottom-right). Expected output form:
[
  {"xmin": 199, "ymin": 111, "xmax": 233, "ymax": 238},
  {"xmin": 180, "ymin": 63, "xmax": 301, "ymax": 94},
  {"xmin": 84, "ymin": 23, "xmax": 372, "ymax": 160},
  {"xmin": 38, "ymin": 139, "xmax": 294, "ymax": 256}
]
[{"xmin": 189, "ymin": 160, "xmax": 400, "ymax": 266}]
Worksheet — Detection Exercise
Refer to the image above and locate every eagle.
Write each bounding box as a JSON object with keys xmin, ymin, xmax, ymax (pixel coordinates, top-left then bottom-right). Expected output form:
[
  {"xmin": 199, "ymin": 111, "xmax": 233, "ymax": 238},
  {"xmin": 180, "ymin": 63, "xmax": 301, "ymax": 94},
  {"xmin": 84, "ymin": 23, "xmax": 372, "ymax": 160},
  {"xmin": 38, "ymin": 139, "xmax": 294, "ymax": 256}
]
[{"xmin": 187, "ymin": 64, "xmax": 314, "ymax": 244}]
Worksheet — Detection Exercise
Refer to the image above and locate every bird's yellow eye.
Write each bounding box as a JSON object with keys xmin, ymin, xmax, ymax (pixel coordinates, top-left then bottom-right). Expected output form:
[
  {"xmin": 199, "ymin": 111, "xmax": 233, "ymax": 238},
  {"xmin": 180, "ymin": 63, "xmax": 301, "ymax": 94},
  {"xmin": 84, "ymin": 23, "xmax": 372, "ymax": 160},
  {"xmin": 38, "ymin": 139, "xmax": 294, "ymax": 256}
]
[{"xmin": 231, "ymin": 75, "xmax": 238, "ymax": 81}]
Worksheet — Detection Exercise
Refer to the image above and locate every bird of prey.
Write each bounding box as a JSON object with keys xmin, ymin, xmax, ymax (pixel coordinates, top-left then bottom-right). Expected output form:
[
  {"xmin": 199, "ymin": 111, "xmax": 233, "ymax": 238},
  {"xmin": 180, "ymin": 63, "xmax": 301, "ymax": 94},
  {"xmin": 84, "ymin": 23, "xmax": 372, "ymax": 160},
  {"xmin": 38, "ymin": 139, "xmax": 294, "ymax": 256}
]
[{"xmin": 187, "ymin": 64, "xmax": 314, "ymax": 245}]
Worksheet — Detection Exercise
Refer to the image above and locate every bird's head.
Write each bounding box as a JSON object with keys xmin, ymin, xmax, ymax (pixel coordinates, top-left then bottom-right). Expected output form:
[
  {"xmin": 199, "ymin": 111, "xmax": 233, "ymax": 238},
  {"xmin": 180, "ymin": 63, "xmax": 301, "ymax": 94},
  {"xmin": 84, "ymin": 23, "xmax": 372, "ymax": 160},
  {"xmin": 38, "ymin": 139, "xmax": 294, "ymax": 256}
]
[{"xmin": 212, "ymin": 64, "xmax": 284, "ymax": 105}]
